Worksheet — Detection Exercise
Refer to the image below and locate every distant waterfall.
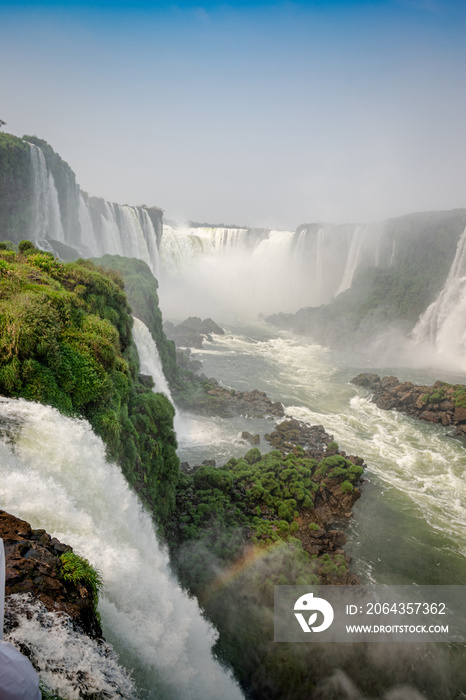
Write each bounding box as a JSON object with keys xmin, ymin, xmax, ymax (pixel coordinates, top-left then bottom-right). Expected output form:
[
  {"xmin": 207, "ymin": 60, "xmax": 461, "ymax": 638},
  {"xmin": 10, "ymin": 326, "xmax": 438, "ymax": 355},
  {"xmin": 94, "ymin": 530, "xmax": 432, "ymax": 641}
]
[
  {"xmin": 28, "ymin": 143, "xmax": 65, "ymax": 243},
  {"xmin": 80, "ymin": 199, "xmax": 160, "ymax": 275},
  {"xmin": 132, "ymin": 317, "xmax": 174, "ymax": 402},
  {"xmin": 157, "ymin": 221, "xmax": 391, "ymax": 318},
  {"xmin": 336, "ymin": 225, "xmax": 366, "ymax": 294},
  {"xmin": 0, "ymin": 398, "xmax": 243, "ymax": 700},
  {"xmin": 26, "ymin": 141, "xmax": 161, "ymax": 273},
  {"xmin": 412, "ymin": 226, "xmax": 466, "ymax": 367},
  {"xmin": 159, "ymin": 224, "xmax": 253, "ymax": 271}
]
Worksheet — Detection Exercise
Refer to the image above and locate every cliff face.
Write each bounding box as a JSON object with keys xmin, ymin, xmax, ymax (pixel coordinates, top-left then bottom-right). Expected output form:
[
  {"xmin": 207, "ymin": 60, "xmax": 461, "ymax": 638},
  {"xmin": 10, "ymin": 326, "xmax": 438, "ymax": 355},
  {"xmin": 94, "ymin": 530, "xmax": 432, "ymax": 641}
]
[
  {"xmin": 0, "ymin": 134, "xmax": 33, "ymax": 241},
  {"xmin": 268, "ymin": 209, "xmax": 466, "ymax": 348},
  {"xmin": 0, "ymin": 133, "xmax": 164, "ymax": 270}
]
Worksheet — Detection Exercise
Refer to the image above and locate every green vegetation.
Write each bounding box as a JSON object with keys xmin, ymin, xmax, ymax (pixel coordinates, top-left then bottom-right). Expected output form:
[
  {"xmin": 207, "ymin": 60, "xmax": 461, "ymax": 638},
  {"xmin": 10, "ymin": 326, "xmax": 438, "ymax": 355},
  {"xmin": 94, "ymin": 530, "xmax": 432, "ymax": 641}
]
[
  {"xmin": 420, "ymin": 382, "xmax": 466, "ymax": 409},
  {"xmin": 163, "ymin": 443, "xmax": 362, "ymax": 700},
  {"xmin": 60, "ymin": 551, "xmax": 102, "ymax": 616},
  {"xmin": 94, "ymin": 255, "xmax": 178, "ymax": 386},
  {"xmin": 39, "ymin": 682, "xmax": 65, "ymax": 700},
  {"xmin": 165, "ymin": 445, "xmax": 359, "ymax": 595},
  {"xmin": 0, "ymin": 243, "xmax": 179, "ymax": 520}
]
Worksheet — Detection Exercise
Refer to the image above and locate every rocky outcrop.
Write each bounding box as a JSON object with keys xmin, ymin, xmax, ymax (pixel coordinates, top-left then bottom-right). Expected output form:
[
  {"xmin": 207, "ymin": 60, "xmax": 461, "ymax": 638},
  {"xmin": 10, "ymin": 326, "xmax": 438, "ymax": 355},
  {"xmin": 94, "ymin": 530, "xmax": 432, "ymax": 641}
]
[
  {"xmin": 351, "ymin": 373, "xmax": 466, "ymax": 437},
  {"xmin": 164, "ymin": 316, "xmax": 224, "ymax": 349},
  {"xmin": 1, "ymin": 510, "xmax": 102, "ymax": 639},
  {"xmin": 265, "ymin": 419, "xmax": 332, "ymax": 457},
  {"xmin": 203, "ymin": 386, "xmax": 284, "ymax": 418},
  {"xmin": 264, "ymin": 419, "xmax": 365, "ymax": 582}
]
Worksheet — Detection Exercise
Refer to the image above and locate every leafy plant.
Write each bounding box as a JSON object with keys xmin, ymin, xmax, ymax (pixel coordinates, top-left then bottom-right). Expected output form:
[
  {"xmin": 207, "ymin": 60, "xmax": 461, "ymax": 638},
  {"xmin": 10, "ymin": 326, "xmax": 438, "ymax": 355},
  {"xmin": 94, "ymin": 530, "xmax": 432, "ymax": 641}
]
[{"xmin": 59, "ymin": 551, "xmax": 102, "ymax": 613}]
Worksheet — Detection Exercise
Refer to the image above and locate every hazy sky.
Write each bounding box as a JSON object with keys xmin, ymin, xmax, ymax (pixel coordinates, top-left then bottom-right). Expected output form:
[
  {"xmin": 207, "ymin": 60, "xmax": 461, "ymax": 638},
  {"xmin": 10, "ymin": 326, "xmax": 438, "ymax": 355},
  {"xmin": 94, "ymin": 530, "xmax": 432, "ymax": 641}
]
[{"xmin": 1, "ymin": 0, "xmax": 465, "ymax": 228}]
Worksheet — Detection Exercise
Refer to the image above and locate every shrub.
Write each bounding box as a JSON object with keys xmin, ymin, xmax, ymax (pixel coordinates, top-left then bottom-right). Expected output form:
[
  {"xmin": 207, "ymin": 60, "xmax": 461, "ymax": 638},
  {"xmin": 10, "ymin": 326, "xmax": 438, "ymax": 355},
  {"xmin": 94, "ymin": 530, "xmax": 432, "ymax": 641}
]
[
  {"xmin": 18, "ymin": 239, "xmax": 35, "ymax": 253},
  {"xmin": 60, "ymin": 551, "xmax": 102, "ymax": 616},
  {"xmin": 340, "ymin": 480, "xmax": 354, "ymax": 493}
]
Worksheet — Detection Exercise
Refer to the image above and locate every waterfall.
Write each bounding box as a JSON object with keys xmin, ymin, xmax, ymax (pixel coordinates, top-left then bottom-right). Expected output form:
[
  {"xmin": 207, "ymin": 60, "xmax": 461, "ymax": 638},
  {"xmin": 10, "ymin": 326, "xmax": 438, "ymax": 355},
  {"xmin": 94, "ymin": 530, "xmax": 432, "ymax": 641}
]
[
  {"xmin": 28, "ymin": 143, "xmax": 65, "ymax": 243},
  {"xmin": 158, "ymin": 225, "xmax": 252, "ymax": 271},
  {"xmin": 78, "ymin": 194, "xmax": 98, "ymax": 255},
  {"xmin": 132, "ymin": 316, "xmax": 183, "ymax": 435},
  {"xmin": 26, "ymin": 142, "xmax": 160, "ymax": 272},
  {"xmin": 132, "ymin": 317, "xmax": 174, "ymax": 403},
  {"xmin": 0, "ymin": 398, "xmax": 243, "ymax": 700},
  {"xmin": 157, "ymin": 225, "xmax": 302, "ymax": 318},
  {"xmin": 336, "ymin": 225, "xmax": 366, "ymax": 294},
  {"xmin": 412, "ymin": 226, "xmax": 466, "ymax": 367}
]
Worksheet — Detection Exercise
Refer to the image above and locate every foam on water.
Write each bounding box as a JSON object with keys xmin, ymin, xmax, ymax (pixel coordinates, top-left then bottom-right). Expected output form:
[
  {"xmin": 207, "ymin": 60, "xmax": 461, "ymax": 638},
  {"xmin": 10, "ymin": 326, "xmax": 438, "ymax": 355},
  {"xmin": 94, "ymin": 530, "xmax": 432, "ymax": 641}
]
[
  {"xmin": 193, "ymin": 327, "xmax": 466, "ymax": 564},
  {"xmin": 5, "ymin": 594, "xmax": 136, "ymax": 699},
  {"xmin": 0, "ymin": 398, "xmax": 243, "ymax": 700}
]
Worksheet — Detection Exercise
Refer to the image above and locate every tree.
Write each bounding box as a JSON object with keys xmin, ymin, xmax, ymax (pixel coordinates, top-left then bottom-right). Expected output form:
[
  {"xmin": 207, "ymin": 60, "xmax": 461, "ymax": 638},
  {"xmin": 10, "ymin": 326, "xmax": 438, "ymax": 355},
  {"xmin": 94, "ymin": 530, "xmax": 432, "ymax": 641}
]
[{"xmin": 0, "ymin": 119, "xmax": 6, "ymax": 130}]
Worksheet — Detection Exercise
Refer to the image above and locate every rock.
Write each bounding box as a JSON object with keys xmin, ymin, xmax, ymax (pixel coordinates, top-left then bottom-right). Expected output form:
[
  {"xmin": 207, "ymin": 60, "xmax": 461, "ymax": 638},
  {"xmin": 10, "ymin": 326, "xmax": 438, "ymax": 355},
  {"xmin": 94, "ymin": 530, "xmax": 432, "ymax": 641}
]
[
  {"xmin": 351, "ymin": 373, "xmax": 381, "ymax": 389},
  {"xmin": 242, "ymin": 431, "xmax": 260, "ymax": 445},
  {"xmin": 264, "ymin": 418, "xmax": 331, "ymax": 459},
  {"xmin": 164, "ymin": 317, "xmax": 224, "ymax": 349},
  {"xmin": 201, "ymin": 459, "xmax": 216, "ymax": 467},
  {"xmin": 351, "ymin": 374, "xmax": 466, "ymax": 435},
  {"xmin": 0, "ymin": 511, "xmax": 102, "ymax": 639},
  {"xmin": 328, "ymin": 529, "xmax": 347, "ymax": 547},
  {"xmin": 454, "ymin": 406, "xmax": 466, "ymax": 422},
  {"xmin": 192, "ymin": 384, "xmax": 285, "ymax": 419}
]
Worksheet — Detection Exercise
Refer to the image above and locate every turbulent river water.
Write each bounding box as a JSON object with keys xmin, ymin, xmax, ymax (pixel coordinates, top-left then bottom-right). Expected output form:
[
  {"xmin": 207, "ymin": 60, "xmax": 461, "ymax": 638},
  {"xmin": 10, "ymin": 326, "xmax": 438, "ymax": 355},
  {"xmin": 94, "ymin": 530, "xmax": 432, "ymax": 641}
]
[{"xmin": 177, "ymin": 321, "xmax": 466, "ymax": 589}]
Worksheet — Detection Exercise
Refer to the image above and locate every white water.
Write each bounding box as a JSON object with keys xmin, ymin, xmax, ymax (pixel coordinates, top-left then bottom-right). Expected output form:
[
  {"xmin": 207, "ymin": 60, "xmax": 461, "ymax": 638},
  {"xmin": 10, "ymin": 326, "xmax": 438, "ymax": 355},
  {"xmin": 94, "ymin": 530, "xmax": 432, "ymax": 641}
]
[
  {"xmin": 6, "ymin": 594, "xmax": 136, "ymax": 699},
  {"xmin": 336, "ymin": 225, "xmax": 366, "ymax": 294},
  {"xmin": 412, "ymin": 226, "xmax": 466, "ymax": 370},
  {"xmin": 0, "ymin": 398, "xmax": 243, "ymax": 700},
  {"xmin": 28, "ymin": 143, "xmax": 65, "ymax": 243},
  {"xmin": 132, "ymin": 317, "xmax": 174, "ymax": 402},
  {"xmin": 183, "ymin": 326, "xmax": 466, "ymax": 580}
]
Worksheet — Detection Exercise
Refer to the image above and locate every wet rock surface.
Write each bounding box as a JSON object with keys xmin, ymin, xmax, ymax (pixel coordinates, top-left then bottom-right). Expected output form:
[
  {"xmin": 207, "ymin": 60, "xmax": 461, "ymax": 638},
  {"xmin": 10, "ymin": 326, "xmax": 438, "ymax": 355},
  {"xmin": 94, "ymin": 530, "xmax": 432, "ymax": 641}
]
[
  {"xmin": 1, "ymin": 510, "xmax": 102, "ymax": 639},
  {"xmin": 352, "ymin": 373, "xmax": 466, "ymax": 438}
]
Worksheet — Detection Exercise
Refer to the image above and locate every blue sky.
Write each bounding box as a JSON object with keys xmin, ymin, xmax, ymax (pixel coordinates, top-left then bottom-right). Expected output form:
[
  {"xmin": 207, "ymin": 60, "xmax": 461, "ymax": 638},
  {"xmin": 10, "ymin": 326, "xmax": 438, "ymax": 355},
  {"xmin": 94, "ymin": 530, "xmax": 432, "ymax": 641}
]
[{"xmin": 1, "ymin": 0, "xmax": 465, "ymax": 228}]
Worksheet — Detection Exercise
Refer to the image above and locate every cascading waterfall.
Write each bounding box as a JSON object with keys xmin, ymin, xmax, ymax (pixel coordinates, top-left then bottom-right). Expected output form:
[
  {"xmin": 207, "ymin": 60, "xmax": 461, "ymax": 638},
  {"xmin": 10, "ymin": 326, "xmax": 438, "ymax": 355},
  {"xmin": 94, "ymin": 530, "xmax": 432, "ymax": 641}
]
[
  {"xmin": 0, "ymin": 397, "xmax": 243, "ymax": 700},
  {"xmin": 78, "ymin": 193, "xmax": 96, "ymax": 252},
  {"xmin": 336, "ymin": 225, "xmax": 365, "ymax": 294},
  {"xmin": 412, "ymin": 226, "xmax": 466, "ymax": 368},
  {"xmin": 132, "ymin": 316, "xmax": 183, "ymax": 434},
  {"xmin": 28, "ymin": 143, "xmax": 65, "ymax": 243},
  {"xmin": 158, "ymin": 225, "xmax": 253, "ymax": 271},
  {"xmin": 84, "ymin": 200, "xmax": 160, "ymax": 274},
  {"xmin": 157, "ymin": 221, "xmax": 392, "ymax": 318},
  {"xmin": 26, "ymin": 141, "xmax": 160, "ymax": 271},
  {"xmin": 132, "ymin": 317, "xmax": 174, "ymax": 402}
]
